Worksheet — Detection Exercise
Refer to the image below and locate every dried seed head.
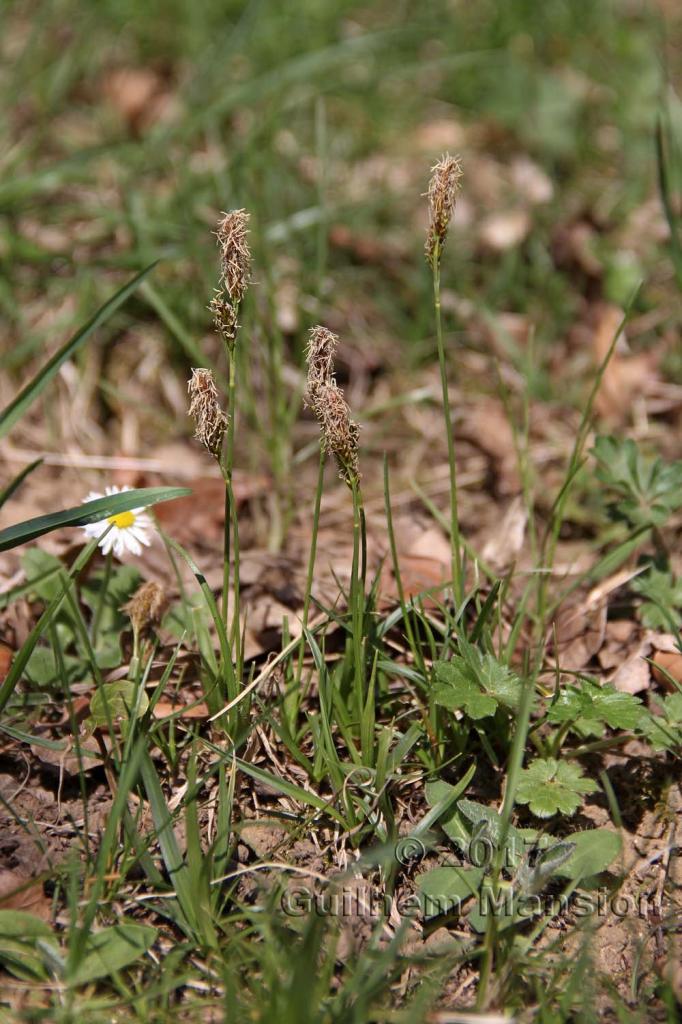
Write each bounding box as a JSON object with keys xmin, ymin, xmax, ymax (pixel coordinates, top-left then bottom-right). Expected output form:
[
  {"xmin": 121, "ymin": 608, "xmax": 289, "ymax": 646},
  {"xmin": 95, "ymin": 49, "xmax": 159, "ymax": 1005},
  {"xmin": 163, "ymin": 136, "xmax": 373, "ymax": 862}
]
[
  {"xmin": 123, "ymin": 581, "xmax": 166, "ymax": 636},
  {"xmin": 425, "ymin": 153, "xmax": 462, "ymax": 267},
  {"xmin": 314, "ymin": 382, "xmax": 360, "ymax": 486},
  {"xmin": 187, "ymin": 368, "xmax": 228, "ymax": 460},
  {"xmin": 210, "ymin": 291, "xmax": 239, "ymax": 345},
  {"xmin": 216, "ymin": 209, "xmax": 252, "ymax": 304},
  {"xmin": 305, "ymin": 325, "xmax": 338, "ymax": 399},
  {"xmin": 304, "ymin": 325, "xmax": 359, "ymax": 486}
]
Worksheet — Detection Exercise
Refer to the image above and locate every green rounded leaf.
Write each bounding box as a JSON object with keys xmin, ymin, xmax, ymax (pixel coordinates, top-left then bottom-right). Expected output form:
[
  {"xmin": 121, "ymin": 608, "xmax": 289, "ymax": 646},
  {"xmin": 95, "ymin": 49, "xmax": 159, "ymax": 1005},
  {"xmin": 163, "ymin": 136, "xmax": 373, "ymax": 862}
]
[{"xmin": 555, "ymin": 828, "xmax": 622, "ymax": 881}]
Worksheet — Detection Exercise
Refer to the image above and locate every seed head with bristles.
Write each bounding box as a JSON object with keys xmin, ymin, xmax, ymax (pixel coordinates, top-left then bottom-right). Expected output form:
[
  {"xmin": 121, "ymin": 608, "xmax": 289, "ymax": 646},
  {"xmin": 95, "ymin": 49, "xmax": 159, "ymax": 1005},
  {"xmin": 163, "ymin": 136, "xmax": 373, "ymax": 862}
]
[
  {"xmin": 305, "ymin": 325, "xmax": 339, "ymax": 398},
  {"xmin": 216, "ymin": 209, "xmax": 252, "ymax": 304},
  {"xmin": 123, "ymin": 581, "xmax": 167, "ymax": 637},
  {"xmin": 210, "ymin": 290, "xmax": 239, "ymax": 345},
  {"xmin": 304, "ymin": 325, "xmax": 359, "ymax": 487},
  {"xmin": 425, "ymin": 153, "xmax": 462, "ymax": 268},
  {"xmin": 315, "ymin": 382, "xmax": 360, "ymax": 486},
  {"xmin": 188, "ymin": 368, "xmax": 229, "ymax": 460}
]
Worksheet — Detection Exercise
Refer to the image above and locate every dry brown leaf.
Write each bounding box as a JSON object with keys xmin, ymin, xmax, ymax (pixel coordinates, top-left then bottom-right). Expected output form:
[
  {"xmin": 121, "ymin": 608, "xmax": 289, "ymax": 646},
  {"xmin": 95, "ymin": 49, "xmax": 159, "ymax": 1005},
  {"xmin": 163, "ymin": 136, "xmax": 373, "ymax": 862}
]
[
  {"xmin": 393, "ymin": 554, "xmax": 449, "ymax": 605},
  {"xmin": 0, "ymin": 642, "xmax": 12, "ymax": 683},
  {"xmin": 405, "ymin": 525, "xmax": 452, "ymax": 566},
  {"xmin": 29, "ymin": 737, "xmax": 102, "ymax": 776},
  {"xmin": 379, "ymin": 522, "xmax": 451, "ymax": 607},
  {"xmin": 152, "ymin": 700, "xmax": 210, "ymax": 721},
  {"xmin": 551, "ymin": 600, "xmax": 607, "ymax": 672},
  {"xmin": 592, "ymin": 303, "xmax": 656, "ymax": 424},
  {"xmin": 481, "ymin": 497, "xmax": 527, "ymax": 569},
  {"xmin": 610, "ymin": 646, "xmax": 651, "ymax": 695},
  {"xmin": 154, "ymin": 473, "xmax": 270, "ymax": 545},
  {"xmin": 0, "ymin": 868, "xmax": 50, "ymax": 920},
  {"xmin": 652, "ymin": 650, "xmax": 682, "ymax": 691},
  {"xmin": 249, "ymin": 598, "xmax": 302, "ymax": 641}
]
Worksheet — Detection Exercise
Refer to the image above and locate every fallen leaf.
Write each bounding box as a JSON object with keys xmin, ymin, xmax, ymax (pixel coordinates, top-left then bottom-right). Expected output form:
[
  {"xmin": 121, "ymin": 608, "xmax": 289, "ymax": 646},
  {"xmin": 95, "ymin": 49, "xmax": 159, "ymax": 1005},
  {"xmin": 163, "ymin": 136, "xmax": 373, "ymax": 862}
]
[
  {"xmin": 0, "ymin": 643, "xmax": 12, "ymax": 683},
  {"xmin": 459, "ymin": 398, "xmax": 519, "ymax": 494},
  {"xmin": 379, "ymin": 523, "xmax": 451, "ymax": 608},
  {"xmin": 152, "ymin": 700, "xmax": 210, "ymax": 721},
  {"xmin": 481, "ymin": 497, "xmax": 527, "ymax": 569},
  {"xmin": 551, "ymin": 600, "xmax": 606, "ymax": 672},
  {"xmin": 154, "ymin": 473, "xmax": 270, "ymax": 544},
  {"xmin": 29, "ymin": 738, "xmax": 103, "ymax": 775},
  {"xmin": 652, "ymin": 650, "xmax": 682, "ymax": 691},
  {"xmin": 0, "ymin": 869, "xmax": 50, "ymax": 920},
  {"xmin": 592, "ymin": 303, "xmax": 656, "ymax": 424},
  {"xmin": 610, "ymin": 645, "xmax": 651, "ymax": 695}
]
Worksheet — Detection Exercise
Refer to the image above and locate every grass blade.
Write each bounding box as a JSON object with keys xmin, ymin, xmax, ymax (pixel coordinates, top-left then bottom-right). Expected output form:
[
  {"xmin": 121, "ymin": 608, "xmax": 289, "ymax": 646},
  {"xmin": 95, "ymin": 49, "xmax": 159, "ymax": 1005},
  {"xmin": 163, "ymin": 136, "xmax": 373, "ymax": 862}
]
[
  {"xmin": 0, "ymin": 262, "xmax": 158, "ymax": 440},
  {"xmin": 0, "ymin": 486, "xmax": 190, "ymax": 552},
  {"xmin": 0, "ymin": 458, "xmax": 43, "ymax": 509}
]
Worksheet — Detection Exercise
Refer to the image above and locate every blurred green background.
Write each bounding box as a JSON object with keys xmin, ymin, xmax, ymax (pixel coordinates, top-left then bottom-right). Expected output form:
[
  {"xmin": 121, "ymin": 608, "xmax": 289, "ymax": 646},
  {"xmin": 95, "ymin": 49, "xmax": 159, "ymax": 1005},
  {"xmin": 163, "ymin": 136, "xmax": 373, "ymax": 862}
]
[{"xmin": 1, "ymin": 0, "xmax": 680, "ymax": 455}]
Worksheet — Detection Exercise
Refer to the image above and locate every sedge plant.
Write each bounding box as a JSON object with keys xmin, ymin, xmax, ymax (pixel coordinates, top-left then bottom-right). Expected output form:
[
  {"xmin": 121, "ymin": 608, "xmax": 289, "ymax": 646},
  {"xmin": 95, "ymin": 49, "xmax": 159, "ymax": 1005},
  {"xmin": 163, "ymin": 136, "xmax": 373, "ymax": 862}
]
[
  {"xmin": 187, "ymin": 209, "xmax": 253, "ymax": 707},
  {"xmin": 425, "ymin": 154, "xmax": 465, "ymax": 608},
  {"xmin": 303, "ymin": 326, "xmax": 371, "ymax": 760}
]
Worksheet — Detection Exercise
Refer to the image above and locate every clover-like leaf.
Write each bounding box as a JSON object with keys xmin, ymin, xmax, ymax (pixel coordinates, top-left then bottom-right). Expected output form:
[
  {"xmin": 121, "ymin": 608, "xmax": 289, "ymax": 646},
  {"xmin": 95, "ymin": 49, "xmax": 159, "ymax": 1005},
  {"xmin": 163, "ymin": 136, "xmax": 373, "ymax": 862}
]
[
  {"xmin": 433, "ymin": 645, "xmax": 521, "ymax": 720},
  {"xmin": 592, "ymin": 436, "xmax": 682, "ymax": 529},
  {"xmin": 641, "ymin": 693, "xmax": 682, "ymax": 752},
  {"xmin": 548, "ymin": 681, "xmax": 642, "ymax": 731},
  {"xmin": 631, "ymin": 568, "xmax": 682, "ymax": 631},
  {"xmin": 516, "ymin": 758, "xmax": 598, "ymax": 819}
]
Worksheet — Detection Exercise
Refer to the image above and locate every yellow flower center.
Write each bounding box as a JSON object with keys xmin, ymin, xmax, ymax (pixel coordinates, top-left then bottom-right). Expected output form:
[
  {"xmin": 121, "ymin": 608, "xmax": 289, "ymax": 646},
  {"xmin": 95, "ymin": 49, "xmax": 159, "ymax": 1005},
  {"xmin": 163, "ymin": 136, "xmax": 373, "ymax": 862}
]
[{"xmin": 108, "ymin": 510, "xmax": 136, "ymax": 529}]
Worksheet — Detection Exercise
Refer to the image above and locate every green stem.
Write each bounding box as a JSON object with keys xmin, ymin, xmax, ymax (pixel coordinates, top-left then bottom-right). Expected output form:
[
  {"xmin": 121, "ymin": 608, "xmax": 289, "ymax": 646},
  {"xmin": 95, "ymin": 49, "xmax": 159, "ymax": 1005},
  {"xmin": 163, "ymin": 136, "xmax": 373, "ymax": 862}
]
[
  {"xmin": 295, "ymin": 448, "xmax": 326, "ymax": 690},
  {"xmin": 91, "ymin": 549, "xmax": 113, "ymax": 648},
  {"xmin": 383, "ymin": 455, "xmax": 426, "ymax": 678},
  {"xmin": 228, "ymin": 476, "xmax": 242, "ymax": 678},
  {"xmin": 350, "ymin": 477, "xmax": 366, "ymax": 743},
  {"xmin": 221, "ymin": 345, "xmax": 237, "ymax": 634},
  {"xmin": 432, "ymin": 247, "xmax": 463, "ymax": 606},
  {"xmin": 477, "ymin": 667, "xmax": 537, "ymax": 1011}
]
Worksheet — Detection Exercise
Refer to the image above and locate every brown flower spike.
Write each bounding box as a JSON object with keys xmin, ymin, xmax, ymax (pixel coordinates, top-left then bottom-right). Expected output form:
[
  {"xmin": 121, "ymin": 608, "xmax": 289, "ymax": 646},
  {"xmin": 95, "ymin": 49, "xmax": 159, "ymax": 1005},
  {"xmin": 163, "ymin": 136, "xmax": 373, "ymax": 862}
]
[
  {"xmin": 216, "ymin": 209, "xmax": 252, "ymax": 304},
  {"xmin": 425, "ymin": 153, "xmax": 463, "ymax": 267},
  {"xmin": 305, "ymin": 326, "xmax": 360, "ymax": 486},
  {"xmin": 123, "ymin": 581, "xmax": 167, "ymax": 637},
  {"xmin": 210, "ymin": 290, "xmax": 239, "ymax": 345},
  {"xmin": 188, "ymin": 368, "xmax": 229, "ymax": 460},
  {"xmin": 305, "ymin": 325, "xmax": 338, "ymax": 396}
]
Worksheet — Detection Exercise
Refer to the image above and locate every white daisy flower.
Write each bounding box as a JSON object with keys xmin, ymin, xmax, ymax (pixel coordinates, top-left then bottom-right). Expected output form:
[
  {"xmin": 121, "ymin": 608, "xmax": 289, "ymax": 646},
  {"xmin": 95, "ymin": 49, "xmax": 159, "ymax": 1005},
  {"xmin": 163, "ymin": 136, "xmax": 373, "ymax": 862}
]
[{"xmin": 81, "ymin": 485, "xmax": 154, "ymax": 558}]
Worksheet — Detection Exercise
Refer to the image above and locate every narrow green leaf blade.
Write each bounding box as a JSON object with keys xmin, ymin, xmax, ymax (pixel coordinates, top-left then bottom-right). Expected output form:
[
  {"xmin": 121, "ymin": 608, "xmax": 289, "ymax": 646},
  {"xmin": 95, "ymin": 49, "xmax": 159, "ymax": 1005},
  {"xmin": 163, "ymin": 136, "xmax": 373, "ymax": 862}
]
[
  {"xmin": 0, "ymin": 458, "xmax": 43, "ymax": 509},
  {"xmin": 0, "ymin": 262, "xmax": 158, "ymax": 440},
  {"xmin": 69, "ymin": 922, "xmax": 157, "ymax": 986},
  {"xmin": 0, "ymin": 487, "xmax": 190, "ymax": 552}
]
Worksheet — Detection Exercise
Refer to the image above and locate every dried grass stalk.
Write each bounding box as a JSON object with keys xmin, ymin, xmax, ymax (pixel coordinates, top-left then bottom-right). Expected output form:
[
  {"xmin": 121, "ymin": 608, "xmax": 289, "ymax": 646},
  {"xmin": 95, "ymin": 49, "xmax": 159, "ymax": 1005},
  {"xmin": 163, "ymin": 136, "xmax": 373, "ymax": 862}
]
[
  {"xmin": 425, "ymin": 153, "xmax": 462, "ymax": 267},
  {"xmin": 188, "ymin": 368, "xmax": 229, "ymax": 459}
]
